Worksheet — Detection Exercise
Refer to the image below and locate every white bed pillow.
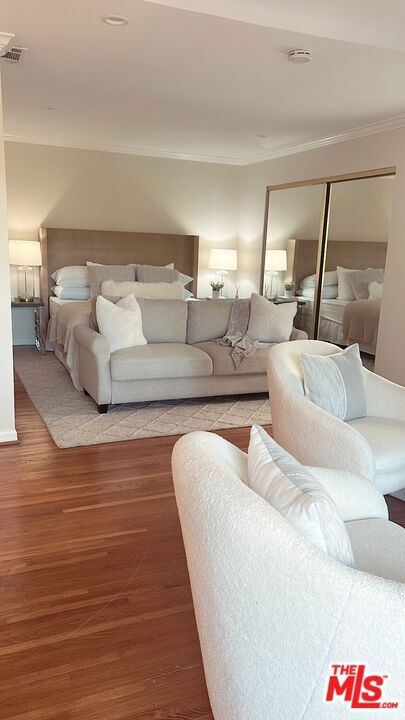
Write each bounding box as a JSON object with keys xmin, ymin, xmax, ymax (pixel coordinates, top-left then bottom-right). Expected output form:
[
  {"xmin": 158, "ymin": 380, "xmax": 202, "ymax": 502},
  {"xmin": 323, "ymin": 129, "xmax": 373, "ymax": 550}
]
[
  {"xmin": 301, "ymin": 343, "xmax": 366, "ymax": 421},
  {"xmin": 52, "ymin": 285, "xmax": 91, "ymax": 300},
  {"xmin": 300, "ymin": 270, "xmax": 338, "ymax": 289},
  {"xmin": 296, "ymin": 285, "xmax": 338, "ymax": 300},
  {"xmin": 96, "ymin": 294, "xmax": 147, "ymax": 353},
  {"xmin": 247, "ymin": 293, "xmax": 296, "ymax": 343},
  {"xmin": 248, "ymin": 425, "xmax": 356, "ymax": 567},
  {"xmin": 101, "ymin": 280, "xmax": 185, "ymax": 300},
  {"xmin": 165, "ymin": 264, "xmax": 193, "ymax": 288},
  {"xmin": 368, "ymin": 281, "xmax": 384, "ymax": 300},
  {"xmin": 336, "ymin": 266, "xmax": 361, "ymax": 301},
  {"xmin": 51, "ymin": 266, "xmax": 89, "ymax": 288}
]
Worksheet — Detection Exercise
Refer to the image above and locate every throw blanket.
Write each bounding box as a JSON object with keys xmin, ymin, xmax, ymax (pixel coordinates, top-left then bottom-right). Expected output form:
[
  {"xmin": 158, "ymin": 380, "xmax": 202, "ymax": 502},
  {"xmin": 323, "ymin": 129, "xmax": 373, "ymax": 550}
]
[
  {"xmin": 343, "ymin": 298, "xmax": 381, "ymax": 349},
  {"xmin": 48, "ymin": 300, "xmax": 92, "ymax": 390},
  {"xmin": 216, "ymin": 299, "xmax": 262, "ymax": 368}
]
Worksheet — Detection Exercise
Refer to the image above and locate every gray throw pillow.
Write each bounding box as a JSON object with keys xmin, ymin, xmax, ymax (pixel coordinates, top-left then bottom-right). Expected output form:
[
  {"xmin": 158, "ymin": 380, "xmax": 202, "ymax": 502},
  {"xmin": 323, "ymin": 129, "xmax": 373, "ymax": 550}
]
[
  {"xmin": 301, "ymin": 344, "xmax": 366, "ymax": 421},
  {"xmin": 136, "ymin": 265, "xmax": 179, "ymax": 283},
  {"xmin": 348, "ymin": 268, "xmax": 384, "ymax": 300},
  {"xmin": 87, "ymin": 263, "xmax": 136, "ymax": 297},
  {"xmin": 247, "ymin": 293, "xmax": 296, "ymax": 343}
]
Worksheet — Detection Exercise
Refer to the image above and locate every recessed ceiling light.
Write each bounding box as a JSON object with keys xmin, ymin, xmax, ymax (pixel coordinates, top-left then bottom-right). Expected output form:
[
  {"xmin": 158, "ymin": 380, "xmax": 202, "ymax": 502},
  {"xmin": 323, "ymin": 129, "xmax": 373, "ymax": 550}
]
[{"xmin": 102, "ymin": 15, "xmax": 128, "ymax": 26}]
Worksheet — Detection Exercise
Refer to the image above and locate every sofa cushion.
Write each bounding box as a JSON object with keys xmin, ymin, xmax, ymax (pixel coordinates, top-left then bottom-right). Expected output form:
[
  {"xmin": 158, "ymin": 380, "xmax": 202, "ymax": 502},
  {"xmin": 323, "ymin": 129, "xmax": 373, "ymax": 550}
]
[
  {"xmin": 137, "ymin": 299, "xmax": 187, "ymax": 343},
  {"xmin": 346, "ymin": 518, "xmax": 405, "ymax": 582},
  {"xmin": 187, "ymin": 300, "xmax": 233, "ymax": 344},
  {"xmin": 110, "ymin": 343, "xmax": 213, "ymax": 381},
  {"xmin": 347, "ymin": 416, "xmax": 405, "ymax": 473},
  {"xmin": 194, "ymin": 341, "xmax": 272, "ymax": 375}
]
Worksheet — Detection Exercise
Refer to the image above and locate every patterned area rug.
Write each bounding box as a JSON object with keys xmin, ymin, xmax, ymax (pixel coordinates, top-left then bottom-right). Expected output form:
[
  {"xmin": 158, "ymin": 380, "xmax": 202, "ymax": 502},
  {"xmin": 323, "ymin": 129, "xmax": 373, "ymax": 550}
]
[{"xmin": 14, "ymin": 347, "xmax": 271, "ymax": 449}]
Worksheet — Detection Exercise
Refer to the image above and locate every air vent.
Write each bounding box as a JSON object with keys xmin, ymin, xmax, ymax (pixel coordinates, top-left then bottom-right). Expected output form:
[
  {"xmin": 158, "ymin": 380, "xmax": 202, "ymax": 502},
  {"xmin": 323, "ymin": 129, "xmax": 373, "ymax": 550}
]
[{"xmin": 1, "ymin": 46, "xmax": 25, "ymax": 63}]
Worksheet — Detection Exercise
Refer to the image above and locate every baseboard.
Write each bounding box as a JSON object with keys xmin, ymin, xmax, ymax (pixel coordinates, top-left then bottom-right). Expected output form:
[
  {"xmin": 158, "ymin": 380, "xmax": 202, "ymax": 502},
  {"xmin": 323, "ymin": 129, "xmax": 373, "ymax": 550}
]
[
  {"xmin": 0, "ymin": 429, "xmax": 18, "ymax": 444},
  {"xmin": 13, "ymin": 339, "xmax": 35, "ymax": 346}
]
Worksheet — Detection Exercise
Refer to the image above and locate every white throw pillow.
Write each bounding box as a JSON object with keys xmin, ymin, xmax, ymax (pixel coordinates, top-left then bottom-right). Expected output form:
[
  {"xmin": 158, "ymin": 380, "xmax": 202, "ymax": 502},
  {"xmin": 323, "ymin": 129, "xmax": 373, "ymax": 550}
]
[
  {"xmin": 96, "ymin": 294, "xmax": 147, "ymax": 353},
  {"xmin": 336, "ymin": 266, "xmax": 358, "ymax": 300},
  {"xmin": 248, "ymin": 425, "xmax": 356, "ymax": 567},
  {"xmin": 51, "ymin": 265, "xmax": 89, "ymax": 288},
  {"xmin": 300, "ymin": 270, "xmax": 338, "ymax": 289},
  {"xmin": 52, "ymin": 285, "xmax": 91, "ymax": 300},
  {"xmin": 101, "ymin": 280, "xmax": 185, "ymax": 300},
  {"xmin": 301, "ymin": 343, "xmax": 366, "ymax": 421},
  {"xmin": 247, "ymin": 293, "xmax": 296, "ymax": 343},
  {"xmin": 368, "ymin": 281, "xmax": 384, "ymax": 300}
]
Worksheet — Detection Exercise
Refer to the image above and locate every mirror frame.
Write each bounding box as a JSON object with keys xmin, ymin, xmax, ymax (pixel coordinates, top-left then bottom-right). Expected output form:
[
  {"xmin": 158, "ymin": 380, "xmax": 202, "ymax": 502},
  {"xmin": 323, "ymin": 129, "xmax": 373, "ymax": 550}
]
[{"xmin": 261, "ymin": 166, "xmax": 396, "ymax": 339}]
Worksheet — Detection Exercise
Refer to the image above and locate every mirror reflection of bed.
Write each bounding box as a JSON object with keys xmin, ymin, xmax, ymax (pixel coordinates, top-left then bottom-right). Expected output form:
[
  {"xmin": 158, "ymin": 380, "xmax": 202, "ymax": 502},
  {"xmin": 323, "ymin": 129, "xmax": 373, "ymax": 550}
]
[{"xmin": 262, "ymin": 172, "xmax": 395, "ymax": 363}]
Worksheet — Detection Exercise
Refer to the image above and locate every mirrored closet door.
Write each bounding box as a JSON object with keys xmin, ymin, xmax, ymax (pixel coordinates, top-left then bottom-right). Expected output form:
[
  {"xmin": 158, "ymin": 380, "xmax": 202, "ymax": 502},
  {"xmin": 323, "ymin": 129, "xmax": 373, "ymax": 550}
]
[{"xmin": 261, "ymin": 168, "xmax": 395, "ymax": 359}]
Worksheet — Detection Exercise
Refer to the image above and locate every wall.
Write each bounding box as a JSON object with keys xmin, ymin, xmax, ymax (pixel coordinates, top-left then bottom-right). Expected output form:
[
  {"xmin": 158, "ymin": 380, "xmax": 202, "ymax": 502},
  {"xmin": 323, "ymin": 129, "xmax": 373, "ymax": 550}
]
[
  {"xmin": 5, "ymin": 141, "xmax": 240, "ymax": 309},
  {"xmin": 239, "ymin": 127, "xmax": 405, "ymax": 383},
  {"xmin": 0, "ymin": 73, "xmax": 17, "ymax": 442}
]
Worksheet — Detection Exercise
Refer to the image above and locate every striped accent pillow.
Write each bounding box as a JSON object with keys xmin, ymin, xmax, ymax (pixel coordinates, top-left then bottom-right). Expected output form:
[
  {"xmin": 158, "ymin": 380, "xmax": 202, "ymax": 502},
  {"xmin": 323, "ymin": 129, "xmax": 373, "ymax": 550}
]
[
  {"xmin": 301, "ymin": 344, "xmax": 366, "ymax": 421},
  {"xmin": 248, "ymin": 425, "xmax": 356, "ymax": 567}
]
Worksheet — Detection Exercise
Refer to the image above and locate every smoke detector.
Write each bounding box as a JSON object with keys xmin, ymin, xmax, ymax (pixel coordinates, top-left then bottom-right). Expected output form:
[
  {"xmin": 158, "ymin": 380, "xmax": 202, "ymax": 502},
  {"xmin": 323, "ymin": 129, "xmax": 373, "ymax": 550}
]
[
  {"xmin": 288, "ymin": 49, "xmax": 312, "ymax": 64},
  {"xmin": 1, "ymin": 45, "xmax": 26, "ymax": 63}
]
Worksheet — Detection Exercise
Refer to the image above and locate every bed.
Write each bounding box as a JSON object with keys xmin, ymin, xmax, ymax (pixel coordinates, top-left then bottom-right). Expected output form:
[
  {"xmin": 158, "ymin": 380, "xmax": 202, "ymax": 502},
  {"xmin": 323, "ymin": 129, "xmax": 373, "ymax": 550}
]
[
  {"xmin": 41, "ymin": 227, "xmax": 199, "ymax": 388},
  {"xmin": 291, "ymin": 238, "xmax": 386, "ymax": 355}
]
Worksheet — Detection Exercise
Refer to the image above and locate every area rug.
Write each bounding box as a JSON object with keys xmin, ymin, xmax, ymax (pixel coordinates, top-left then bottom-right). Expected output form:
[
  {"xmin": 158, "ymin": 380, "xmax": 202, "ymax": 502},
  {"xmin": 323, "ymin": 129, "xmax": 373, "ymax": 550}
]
[{"xmin": 14, "ymin": 347, "xmax": 272, "ymax": 449}]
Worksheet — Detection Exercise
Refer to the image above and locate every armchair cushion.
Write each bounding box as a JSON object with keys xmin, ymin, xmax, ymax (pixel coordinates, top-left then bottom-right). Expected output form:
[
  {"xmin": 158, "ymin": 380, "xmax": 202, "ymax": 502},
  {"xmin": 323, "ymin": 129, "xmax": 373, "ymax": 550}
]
[
  {"xmin": 301, "ymin": 343, "xmax": 366, "ymax": 421},
  {"xmin": 347, "ymin": 416, "xmax": 405, "ymax": 473},
  {"xmin": 346, "ymin": 518, "xmax": 405, "ymax": 583},
  {"xmin": 248, "ymin": 425, "xmax": 356, "ymax": 567}
]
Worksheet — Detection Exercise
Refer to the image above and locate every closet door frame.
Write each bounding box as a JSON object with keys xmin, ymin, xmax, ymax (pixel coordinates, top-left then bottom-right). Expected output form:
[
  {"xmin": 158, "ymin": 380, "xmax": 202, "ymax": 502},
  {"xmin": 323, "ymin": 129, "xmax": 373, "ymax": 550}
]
[{"xmin": 261, "ymin": 166, "xmax": 396, "ymax": 339}]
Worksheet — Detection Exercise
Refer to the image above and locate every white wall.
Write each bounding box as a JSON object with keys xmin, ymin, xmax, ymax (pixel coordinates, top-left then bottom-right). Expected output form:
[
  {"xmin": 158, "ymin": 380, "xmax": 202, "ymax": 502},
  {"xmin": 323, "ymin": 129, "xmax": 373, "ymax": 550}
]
[
  {"xmin": 0, "ymin": 73, "xmax": 17, "ymax": 443},
  {"xmin": 239, "ymin": 127, "xmax": 405, "ymax": 384},
  {"xmin": 5, "ymin": 141, "xmax": 240, "ymax": 305}
]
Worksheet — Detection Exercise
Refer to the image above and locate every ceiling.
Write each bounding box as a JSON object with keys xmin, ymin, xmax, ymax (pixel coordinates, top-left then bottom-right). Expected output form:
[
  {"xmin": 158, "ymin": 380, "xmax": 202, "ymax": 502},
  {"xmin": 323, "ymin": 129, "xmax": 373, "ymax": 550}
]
[{"xmin": 2, "ymin": 0, "xmax": 405, "ymax": 164}]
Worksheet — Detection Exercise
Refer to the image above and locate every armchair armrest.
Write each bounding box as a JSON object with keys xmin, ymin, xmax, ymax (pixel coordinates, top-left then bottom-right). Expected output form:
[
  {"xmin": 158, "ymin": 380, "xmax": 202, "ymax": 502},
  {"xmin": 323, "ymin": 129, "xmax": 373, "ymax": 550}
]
[
  {"xmin": 276, "ymin": 391, "xmax": 376, "ymax": 482},
  {"xmin": 308, "ymin": 466, "xmax": 388, "ymax": 522},
  {"xmin": 74, "ymin": 325, "xmax": 110, "ymax": 360},
  {"xmin": 364, "ymin": 368, "xmax": 405, "ymax": 421},
  {"xmin": 290, "ymin": 327, "xmax": 308, "ymax": 341}
]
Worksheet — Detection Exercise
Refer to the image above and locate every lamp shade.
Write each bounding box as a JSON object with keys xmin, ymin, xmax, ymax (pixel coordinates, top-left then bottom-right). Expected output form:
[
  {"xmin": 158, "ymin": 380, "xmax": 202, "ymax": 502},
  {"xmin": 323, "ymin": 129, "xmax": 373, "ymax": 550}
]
[
  {"xmin": 208, "ymin": 248, "xmax": 237, "ymax": 271},
  {"xmin": 9, "ymin": 240, "xmax": 42, "ymax": 267},
  {"xmin": 265, "ymin": 249, "xmax": 287, "ymax": 272}
]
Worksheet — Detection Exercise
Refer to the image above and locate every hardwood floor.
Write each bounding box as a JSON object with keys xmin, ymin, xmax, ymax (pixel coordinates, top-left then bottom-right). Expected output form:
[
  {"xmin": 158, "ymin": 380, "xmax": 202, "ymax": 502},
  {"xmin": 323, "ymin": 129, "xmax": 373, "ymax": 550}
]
[{"xmin": 1, "ymin": 378, "xmax": 404, "ymax": 719}]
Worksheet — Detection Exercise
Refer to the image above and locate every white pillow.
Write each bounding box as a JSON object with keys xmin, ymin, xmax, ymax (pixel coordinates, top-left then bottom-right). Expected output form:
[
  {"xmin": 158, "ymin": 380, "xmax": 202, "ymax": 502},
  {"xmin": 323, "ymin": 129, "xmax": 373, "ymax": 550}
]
[
  {"xmin": 296, "ymin": 285, "xmax": 338, "ymax": 300},
  {"xmin": 96, "ymin": 294, "xmax": 147, "ymax": 353},
  {"xmin": 301, "ymin": 344, "xmax": 366, "ymax": 421},
  {"xmin": 52, "ymin": 285, "xmax": 91, "ymax": 300},
  {"xmin": 368, "ymin": 281, "xmax": 384, "ymax": 300},
  {"xmin": 300, "ymin": 270, "xmax": 338, "ymax": 289},
  {"xmin": 165, "ymin": 263, "xmax": 193, "ymax": 288},
  {"xmin": 247, "ymin": 293, "xmax": 296, "ymax": 343},
  {"xmin": 51, "ymin": 265, "xmax": 89, "ymax": 287},
  {"xmin": 101, "ymin": 280, "xmax": 185, "ymax": 300},
  {"xmin": 248, "ymin": 425, "xmax": 356, "ymax": 567},
  {"xmin": 336, "ymin": 266, "xmax": 360, "ymax": 301}
]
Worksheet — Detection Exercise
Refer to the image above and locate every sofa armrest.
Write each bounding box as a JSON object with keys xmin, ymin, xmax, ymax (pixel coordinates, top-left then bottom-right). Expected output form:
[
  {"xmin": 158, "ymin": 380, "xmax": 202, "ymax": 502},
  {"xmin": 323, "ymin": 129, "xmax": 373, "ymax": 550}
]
[
  {"xmin": 74, "ymin": 325, "xmax": 112, "ymax": 404},
  {"xmin": 307, "ymin": 466, "xmax": 388, "ymax": 522},
  {"xmin": 275, "ymin": 391, "xmax": 376, "ymax": 482},
  {"xmin": 364, "ymin": 368, "xmax": 405, "ymax": 421},
  {"xmin": 290, "ymin": 327, "xmax": 308, "ymax": 341},
  {"xmin": 74, "ymin": 325, "xmax": 110, "ymax": 360}
]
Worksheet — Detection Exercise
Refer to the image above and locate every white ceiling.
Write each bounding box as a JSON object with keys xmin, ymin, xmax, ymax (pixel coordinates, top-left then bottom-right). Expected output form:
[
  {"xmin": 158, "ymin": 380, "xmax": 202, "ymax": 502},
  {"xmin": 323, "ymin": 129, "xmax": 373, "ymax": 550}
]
[{"xmin": 2, "ymin": 0, "xmax": 405, "ymax": 164}]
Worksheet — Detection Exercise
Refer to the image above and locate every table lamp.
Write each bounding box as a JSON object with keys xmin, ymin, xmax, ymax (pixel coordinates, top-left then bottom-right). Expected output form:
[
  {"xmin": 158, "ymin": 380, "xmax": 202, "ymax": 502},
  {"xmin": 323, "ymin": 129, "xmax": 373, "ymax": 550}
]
[
  {"xmin": 208, "ymin": 248, "xmax": 238, "ymax": 297},
  {"xmin": 265, "ymin": 249, "xmax": 287, "ymax": 299},
  {"xmin": 9, "ymin": 240, "xmax": 42, "ymax": 302}
]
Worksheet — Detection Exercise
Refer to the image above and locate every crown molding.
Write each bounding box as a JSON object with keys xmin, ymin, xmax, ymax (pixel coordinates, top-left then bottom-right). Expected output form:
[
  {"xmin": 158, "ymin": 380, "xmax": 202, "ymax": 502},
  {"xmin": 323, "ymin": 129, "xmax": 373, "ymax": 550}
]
[{"xmin": 5, "ymin": 112, "xmax": 405, "ymax": 167}]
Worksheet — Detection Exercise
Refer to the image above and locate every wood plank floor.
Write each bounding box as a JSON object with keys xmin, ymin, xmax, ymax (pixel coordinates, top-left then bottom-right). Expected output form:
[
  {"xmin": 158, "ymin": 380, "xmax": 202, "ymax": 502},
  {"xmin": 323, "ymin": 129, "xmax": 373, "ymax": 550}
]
[{"xmin": 0, "ymin": 378, "xmax": 404, "ymax": 720}]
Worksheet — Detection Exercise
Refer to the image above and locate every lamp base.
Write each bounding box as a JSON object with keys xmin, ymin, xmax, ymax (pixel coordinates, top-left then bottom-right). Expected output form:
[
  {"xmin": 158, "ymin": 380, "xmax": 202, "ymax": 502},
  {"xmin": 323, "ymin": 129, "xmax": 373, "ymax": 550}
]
[{"xmin": 18, "ymin": 295, "xmax": 34, "ymax": 303}]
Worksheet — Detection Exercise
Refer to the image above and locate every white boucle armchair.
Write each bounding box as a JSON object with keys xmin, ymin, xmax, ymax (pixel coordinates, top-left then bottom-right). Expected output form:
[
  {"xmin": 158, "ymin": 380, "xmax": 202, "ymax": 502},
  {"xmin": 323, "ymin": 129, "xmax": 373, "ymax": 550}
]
[
  {"xmin": 267, "ymin": 340, "xmax": 405, "ymax": 495},
  {"xmin": 172, "ymin": 431, "xmax": 405, "ymax": 720}
]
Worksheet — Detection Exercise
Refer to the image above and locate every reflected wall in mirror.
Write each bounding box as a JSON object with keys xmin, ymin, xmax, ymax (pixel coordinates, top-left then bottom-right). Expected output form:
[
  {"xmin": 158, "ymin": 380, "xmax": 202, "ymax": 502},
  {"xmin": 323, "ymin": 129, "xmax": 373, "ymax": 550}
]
[{"xmin": 261, "ymin": 168, "xmax": 396, "ymax": 356}]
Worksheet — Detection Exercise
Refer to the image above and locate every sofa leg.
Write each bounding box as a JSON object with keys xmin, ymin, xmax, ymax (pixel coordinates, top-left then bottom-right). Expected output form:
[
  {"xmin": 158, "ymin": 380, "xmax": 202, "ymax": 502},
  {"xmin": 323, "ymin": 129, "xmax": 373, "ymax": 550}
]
[{"xmin": 97, "ymin": 404, "xmax": 109, "ymax": 414}]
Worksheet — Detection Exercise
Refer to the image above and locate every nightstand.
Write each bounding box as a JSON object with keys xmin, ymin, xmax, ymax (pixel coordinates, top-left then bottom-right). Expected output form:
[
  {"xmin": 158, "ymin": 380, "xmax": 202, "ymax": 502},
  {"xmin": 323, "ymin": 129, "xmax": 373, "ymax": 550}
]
[{"xmin": 11, "ymin": 298, "xmax": 45, "ymax": 352}]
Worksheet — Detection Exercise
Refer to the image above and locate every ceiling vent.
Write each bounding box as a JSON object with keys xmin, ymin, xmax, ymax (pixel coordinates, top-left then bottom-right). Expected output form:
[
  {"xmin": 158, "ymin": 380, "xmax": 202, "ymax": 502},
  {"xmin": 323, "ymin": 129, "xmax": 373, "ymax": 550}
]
[{"xmin": 1, "ymin": 46, "xmax": 26, "ymax": 63}]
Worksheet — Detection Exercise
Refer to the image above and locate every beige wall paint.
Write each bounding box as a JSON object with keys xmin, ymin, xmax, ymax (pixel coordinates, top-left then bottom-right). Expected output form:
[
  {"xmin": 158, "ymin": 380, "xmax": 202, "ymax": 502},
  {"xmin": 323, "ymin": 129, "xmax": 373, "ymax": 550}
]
[
  {"xmin": 5, "ymin": 142, "xmax": 240, "ymax": 300},
  {"xmin": 239, "ymin": 127, "xmax": 405, "ymax": 383},
  {"xmin": 0, "ymin": 74, "xmax": 17, "ymax": 442}
]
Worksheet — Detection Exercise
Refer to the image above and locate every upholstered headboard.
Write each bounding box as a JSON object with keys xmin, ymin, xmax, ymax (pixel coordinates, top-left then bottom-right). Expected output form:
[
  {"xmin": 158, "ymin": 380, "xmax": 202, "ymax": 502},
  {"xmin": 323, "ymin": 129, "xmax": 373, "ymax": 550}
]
[
  {"xmin": 291, "ymin": 239, "xmax": 388, "ymax": 290},
  {"xmin": 39, "ymin": 227, "xmax": 199, "ymax": 322}
]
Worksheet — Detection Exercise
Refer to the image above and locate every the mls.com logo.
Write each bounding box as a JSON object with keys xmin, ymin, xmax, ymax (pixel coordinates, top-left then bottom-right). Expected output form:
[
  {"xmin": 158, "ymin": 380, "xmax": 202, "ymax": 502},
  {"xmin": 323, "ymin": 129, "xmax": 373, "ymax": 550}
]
[{"xmin": 325, "ymin": 664, "xmax": 399, "ymax": 710}]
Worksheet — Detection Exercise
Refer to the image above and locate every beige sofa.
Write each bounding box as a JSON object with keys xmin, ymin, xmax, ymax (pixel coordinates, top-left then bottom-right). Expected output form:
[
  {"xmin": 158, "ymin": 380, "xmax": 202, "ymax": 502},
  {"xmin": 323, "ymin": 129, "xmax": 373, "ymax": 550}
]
[{"xmin": 74, "ymin": 298, "xmax": 306, "ymax": 412}]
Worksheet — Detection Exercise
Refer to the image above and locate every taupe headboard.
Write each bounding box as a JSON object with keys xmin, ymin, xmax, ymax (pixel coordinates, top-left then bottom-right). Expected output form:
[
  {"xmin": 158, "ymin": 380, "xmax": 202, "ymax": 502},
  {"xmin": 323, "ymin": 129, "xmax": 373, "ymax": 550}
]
[
  {"xmin": 291, "ymin": 239, "xmax": 388, "ymax": 290},
  {"xmin": 39, "ymin": 227, "xmax": 199, "ymax": 321}
]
